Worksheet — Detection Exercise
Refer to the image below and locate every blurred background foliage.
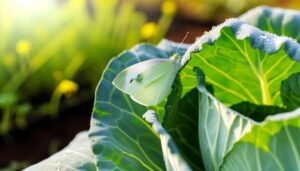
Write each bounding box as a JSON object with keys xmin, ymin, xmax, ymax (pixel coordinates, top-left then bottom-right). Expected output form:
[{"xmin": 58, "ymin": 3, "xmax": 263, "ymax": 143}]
[{"xmin": 0, "ymin": 0, "xmax": 176, "ymax": 134}]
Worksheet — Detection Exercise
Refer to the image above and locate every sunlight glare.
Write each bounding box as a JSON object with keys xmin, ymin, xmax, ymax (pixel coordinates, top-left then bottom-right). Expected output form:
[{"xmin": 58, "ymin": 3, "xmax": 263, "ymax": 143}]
[
  {"xmin": 11, "ymin": 0, "xmax": 54, "ymax": 15},
  {"xmin": 19, "ymin": 0, "xmax": 35, "ymax": 9}
]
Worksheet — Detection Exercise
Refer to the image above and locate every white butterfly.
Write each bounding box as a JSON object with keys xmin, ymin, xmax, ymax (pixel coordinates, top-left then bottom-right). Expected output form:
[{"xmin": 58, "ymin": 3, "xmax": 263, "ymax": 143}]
[{"xmin": 113, "ymin": 53, "xmax": 182, "ymax": 106}]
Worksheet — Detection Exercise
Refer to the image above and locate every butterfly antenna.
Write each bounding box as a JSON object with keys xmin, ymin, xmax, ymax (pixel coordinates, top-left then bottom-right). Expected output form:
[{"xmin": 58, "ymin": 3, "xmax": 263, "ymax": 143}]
[
  {"xmin": 180, "ymin": 32, "xmax": 189, "ymax": 44},
  {"xmin": 175, "ymin": 32, "xmax": 189, "ymax": 55}
]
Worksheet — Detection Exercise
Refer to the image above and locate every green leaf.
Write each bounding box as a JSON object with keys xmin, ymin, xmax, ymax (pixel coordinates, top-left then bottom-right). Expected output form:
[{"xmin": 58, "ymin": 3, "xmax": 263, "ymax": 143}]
[
  {"xmin": 230, "ymin": 102, "xmax": 286, "ymax": 122},
  {"xmin": 180, "ymin": 19, "xmax": 300, "ymax": 107},
  {"xmin": 143, "ymin": 110, "xmax": 192, "ymax": 171},
  {"xmin": 24, "ymin": 131, "xmax": 97, "ymax": 171},
  {"xmin": 220, "ymin": 109, "xmax": 300, "ymax": 171},
  {"xmin": 280, "ymin": 72, "xmax": 300, "ymax": 110},
  {"xmin": 194, "ymin": 67, "xmax": 255, "ymax": 171},
  {"xmin": 194, "ymin": 67, "xmax": 300, "ymax": 171},
  {"xmin": 88, "ymin": 40, "xmax": 188, "ymax": 170},
  {"xmin": 181, "ymin": 18, "xmax": 300, "ymax": 171},
  {"xmin": 164, "ymin": 78, "xmax": 204, "ymax": 171},
  {"xmin": 240, "ymin": 6, "xmax": 300, "ymax": 42}
]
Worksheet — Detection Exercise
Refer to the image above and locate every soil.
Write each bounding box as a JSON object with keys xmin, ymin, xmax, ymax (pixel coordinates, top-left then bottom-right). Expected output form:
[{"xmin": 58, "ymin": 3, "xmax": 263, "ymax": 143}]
[
  {"xmin": 0, "ymin": 17, "xmax": 211, "ymax": 170},
  {"xmin": 0, "ymin": 100, "xmax": 93, "ymax": 169}
]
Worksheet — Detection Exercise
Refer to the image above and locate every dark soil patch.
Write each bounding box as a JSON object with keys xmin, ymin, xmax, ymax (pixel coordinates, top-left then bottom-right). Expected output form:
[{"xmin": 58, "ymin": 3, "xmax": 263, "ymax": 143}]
[{"xmin": 0, "ymin": 100, "xmax": 93, "ymax": 168}]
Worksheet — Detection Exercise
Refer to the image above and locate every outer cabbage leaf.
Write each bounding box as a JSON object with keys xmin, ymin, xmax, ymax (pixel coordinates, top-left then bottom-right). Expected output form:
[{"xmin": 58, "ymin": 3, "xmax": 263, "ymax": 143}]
[
  {"xmin": 24, "ymin": 131, "xmax": 96, "ymax": 171},
  {"xmin": 240, "ymin": 6, "xmax": 300, "ymax": 42}
]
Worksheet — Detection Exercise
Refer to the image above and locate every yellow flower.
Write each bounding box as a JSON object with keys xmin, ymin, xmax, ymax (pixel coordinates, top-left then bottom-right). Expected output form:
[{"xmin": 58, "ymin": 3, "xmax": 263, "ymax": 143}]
[
  {"xmin": 161, "ymin": 0, "xmax": 177, "ymax": 16},
  {"xmin": 57, "ymin": 80, "xmax": 78, "ymax": 97},
  {"xmin": 140, "ymin": 22, "xmax": 158, "ymax": 40},
  {"xmin": 16, "ymin": 40, "xmax": 31, "ymax": 56}
]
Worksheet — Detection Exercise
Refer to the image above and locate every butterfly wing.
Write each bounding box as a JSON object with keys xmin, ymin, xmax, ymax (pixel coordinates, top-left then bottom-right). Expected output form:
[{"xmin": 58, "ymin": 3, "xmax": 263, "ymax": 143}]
[
  {"xmin": 113, "ymin": 58, "xmax": 172, "ymax": 94},
  {"xmin": 113, "ymin": 58, "xmax": 178, "ymax": 106},
  {"xmin": 130, "ymin": 68, "xmax": 177, "ymax": 106}
]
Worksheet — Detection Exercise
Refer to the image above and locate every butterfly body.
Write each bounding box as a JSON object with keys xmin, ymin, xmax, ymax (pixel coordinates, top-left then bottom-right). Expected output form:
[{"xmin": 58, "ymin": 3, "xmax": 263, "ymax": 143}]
[{"xmin": 113, "ymin": 53, "xmax": 182, "ymax": 106}]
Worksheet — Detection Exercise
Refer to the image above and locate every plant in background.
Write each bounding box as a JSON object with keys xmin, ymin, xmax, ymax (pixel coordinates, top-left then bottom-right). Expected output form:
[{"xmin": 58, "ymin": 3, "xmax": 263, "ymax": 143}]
[
  {"xmin": 0, "ymin": 0, "xmax": 175, "ymax": 134},
  {"xmin": 25, "ymin": 6, "xmax": 300, "ymax": 171}
]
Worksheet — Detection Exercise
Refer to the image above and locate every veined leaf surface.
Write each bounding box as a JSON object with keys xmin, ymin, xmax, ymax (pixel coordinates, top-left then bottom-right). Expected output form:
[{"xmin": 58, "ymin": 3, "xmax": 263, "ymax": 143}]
[
  {"xmin": 220, "ymin": 109, "xmax": 300, "ymax": 171},
  {"xmin": 195, "ymin": 68, "xmax": 254, "ymax": 171},
  {"xmin": 195, "ymin": 67, "xmax": 300, "ymax": 171},
  {"xmin": 180, "ymin": 19, "xmax": 300, "ymax": 107},
  {"xmin": 88, "ymin": 40, "xmax": 188, "ymax": 170}
]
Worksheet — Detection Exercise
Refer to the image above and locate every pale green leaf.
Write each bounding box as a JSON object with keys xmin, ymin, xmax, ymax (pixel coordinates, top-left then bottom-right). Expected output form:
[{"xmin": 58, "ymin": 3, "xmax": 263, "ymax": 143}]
[
  {"xmin": 220, "ymin": 109, "xmax": 300, "ymax": 171},
  {"xmin": 143, "ymin": 110, "xmax": 192, "ymax": 171},
  {"xmin": 194, "ymin": 67, "xmax": 254, "ymax": 171},
  {"xmin": 195, "ymin": 67, "xmax": 300, "ymax": 171}
]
